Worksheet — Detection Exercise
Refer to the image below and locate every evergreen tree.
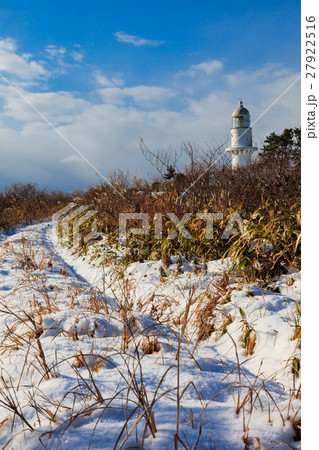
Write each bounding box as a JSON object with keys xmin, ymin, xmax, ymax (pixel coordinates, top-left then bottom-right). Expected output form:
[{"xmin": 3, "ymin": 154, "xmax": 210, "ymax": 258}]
[
  {"xmin": 259, "ymin": 127, "xmax": 301, "ymax": 165},
  {"xmin": 163, "ymin": 165, "xmax": 176, "ymax": 180}
]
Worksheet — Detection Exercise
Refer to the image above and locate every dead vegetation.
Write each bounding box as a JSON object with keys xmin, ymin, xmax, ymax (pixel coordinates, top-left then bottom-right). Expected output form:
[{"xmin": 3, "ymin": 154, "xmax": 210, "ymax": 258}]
[
  {"xmin": 0, "ymin": 130, "xmax": 301, "ymax": 448},
  {"xmin": 0, "ymin": 183, "xmax": 71, "ymax": 232},
  {"xmin": 0, "ymin": 260, "xmax": 301, "ymax": 449}
]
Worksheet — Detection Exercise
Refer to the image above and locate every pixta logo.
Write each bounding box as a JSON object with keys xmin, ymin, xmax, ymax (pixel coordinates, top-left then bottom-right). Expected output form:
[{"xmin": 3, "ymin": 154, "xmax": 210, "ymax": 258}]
[
  {"xmin": 119, "ymin": 213, "xmax": 250, "ymax": 241},
  {"xmin": 52, "ymin": 203, "xmax": 98, "ymax": 248}
]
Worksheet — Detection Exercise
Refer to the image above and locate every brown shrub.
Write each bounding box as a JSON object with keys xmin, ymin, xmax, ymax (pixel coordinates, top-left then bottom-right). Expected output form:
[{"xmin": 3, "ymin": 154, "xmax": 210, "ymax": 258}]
[{"xmin": 0, "ymin": 183, "xmax": 72, "ymax": 231}]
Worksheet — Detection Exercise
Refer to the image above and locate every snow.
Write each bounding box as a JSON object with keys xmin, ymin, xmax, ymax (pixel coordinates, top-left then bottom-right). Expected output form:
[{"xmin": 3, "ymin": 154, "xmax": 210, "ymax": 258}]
[{"xmin": 0, "ymin": 221, "xmax": 301, "ymax": 449}]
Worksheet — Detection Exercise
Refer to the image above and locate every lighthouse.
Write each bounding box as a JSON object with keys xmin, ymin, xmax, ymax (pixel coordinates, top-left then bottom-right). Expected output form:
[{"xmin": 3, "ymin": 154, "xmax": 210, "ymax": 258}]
[{"xmin": 225, "ymin": 100, "xmax": 257, "ymax": 169}]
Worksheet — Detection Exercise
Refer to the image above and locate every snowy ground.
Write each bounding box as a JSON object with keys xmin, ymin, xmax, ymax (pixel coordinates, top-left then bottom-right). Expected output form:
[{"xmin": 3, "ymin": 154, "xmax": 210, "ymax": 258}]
[{"xmin": 0, "ymin": 221, "xmax": 301, "ymax": 449}]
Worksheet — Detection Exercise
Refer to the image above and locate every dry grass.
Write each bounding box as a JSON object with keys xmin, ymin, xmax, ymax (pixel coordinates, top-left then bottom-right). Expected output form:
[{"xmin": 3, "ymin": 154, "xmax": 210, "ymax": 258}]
[
  {"xmin": 141, "ymin": 336, "xmax": 161, "ymax": 355},
  {"xmin": 0, "ymin": 183, "xmax": 71, "ymax": 232},
  {"xmin": 0, "ymin": 153, "xmax": 301, "ymax": 447},
  {"xmin": 0, "ymin": 280, "xmax": 301, "ymax": 449}
]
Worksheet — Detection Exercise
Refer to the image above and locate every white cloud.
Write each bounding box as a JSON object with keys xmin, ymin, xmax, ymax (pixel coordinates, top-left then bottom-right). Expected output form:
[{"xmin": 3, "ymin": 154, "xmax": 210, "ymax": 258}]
[
  {"xmin": 60, "ymin": 155, "xmax": 81, "ymax": 163},
  {"xmin": 70, "ymin": 50, "xmax": 84, "ymax": 62},
  {"xmin": 98, "ymin": 85, "xmax": 175, "ymax": 105},
  {"xmin": 226, "ymin": 63, "xmax": 295, "ymax": 87},
  {"xmin": 94, "ymin": 70, "xmax": 124, "ymax": 88},
  {"xmin": 114, "ymin": 31, "xmax": 165, "ymax": 47},
  {"xmin": 45, "ymin": 45, "xmax": 84, "ymax": 64},
  {"xmin": 0, "ymin": 85, "xmax": 89, "ymax": 124},
  {"xmin": 45, "ymin": 45, "xmax": 67, "ymax": 60},
  {"xmin": 177, "ymin": 59, "xmax": 223, "ymax": 77},
  {"xmin": 0, "ymin": 38, "xmax": 48, "ymax": 80},
  {"xmin": 44, "ymin": 45, "xmax": 84, "ymax": 73}
]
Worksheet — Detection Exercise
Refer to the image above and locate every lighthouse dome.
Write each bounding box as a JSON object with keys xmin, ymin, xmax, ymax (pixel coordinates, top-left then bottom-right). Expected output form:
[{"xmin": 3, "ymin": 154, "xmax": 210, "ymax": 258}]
[{"xmin": 232, "ymin": 100, "xmax": 251, "ymax": 128}]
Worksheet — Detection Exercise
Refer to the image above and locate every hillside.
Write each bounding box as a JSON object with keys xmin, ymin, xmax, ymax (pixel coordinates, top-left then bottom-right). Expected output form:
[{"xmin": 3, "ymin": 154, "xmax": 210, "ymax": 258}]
[{"xmin": 0, "ymin": 220, "xmax": 301, "ymax": 448}]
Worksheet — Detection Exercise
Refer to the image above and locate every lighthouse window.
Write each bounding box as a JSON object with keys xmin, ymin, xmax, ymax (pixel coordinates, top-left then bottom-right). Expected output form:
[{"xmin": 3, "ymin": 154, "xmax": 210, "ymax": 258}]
[{"xmin": 232, "ymin": 116, "xmax": 250, "ymax": 128}]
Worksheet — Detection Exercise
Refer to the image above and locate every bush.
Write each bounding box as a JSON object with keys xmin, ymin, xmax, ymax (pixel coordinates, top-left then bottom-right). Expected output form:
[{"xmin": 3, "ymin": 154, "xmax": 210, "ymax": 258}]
[
  {"xmin": 225, "ymin": 200, "xmax": 301, "ymax": 280},
  {"xmin": 0, "ymin": 183, "xmax": 72, "ymax": 232}
]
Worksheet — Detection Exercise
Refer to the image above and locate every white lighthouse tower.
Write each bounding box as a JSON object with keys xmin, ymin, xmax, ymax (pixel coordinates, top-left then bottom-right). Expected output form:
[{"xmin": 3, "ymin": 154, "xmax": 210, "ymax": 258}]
[{"xmin": 226, "ymin": 100, "xmax": 257, "ymax": 169}]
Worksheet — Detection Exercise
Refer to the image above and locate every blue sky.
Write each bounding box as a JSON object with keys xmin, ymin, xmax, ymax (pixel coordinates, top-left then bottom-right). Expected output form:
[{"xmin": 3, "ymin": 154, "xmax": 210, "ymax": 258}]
[{"xmin": 0, "ymin": 0, "xmax": 300, "ymax": 191}]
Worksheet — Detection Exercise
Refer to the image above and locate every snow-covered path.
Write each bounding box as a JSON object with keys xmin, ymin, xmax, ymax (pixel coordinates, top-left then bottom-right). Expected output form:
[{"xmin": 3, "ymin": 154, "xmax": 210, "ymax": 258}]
[{"xmin": 0, "ymin": 222, "xmax": 300, "ymax": 449}]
